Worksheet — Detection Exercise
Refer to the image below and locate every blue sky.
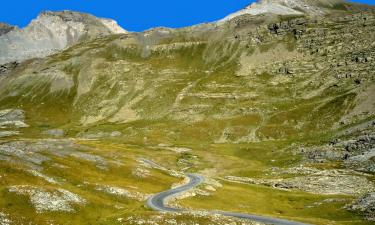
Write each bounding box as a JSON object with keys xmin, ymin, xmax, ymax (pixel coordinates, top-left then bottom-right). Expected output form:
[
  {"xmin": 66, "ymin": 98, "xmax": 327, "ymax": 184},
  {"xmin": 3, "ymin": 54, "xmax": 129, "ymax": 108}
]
[{"xmin": 0, "ymin": 0, "xmax": 374, "ymax": 31}]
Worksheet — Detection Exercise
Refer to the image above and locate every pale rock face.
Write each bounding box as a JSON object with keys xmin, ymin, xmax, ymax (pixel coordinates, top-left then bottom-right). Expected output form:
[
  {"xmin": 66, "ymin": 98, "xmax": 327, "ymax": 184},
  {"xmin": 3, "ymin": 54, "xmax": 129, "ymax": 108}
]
[
  {"xmin": 221, "ymin": 1, "xmax": 303, "ymax": 22},
  {"xmin": 100, "ymin": 18, "xmax": 127, "ymax": 34},
  {"xmin": 0, "ymin": 11, "xmax": 127, "ymax": 64},
  {"xmin": 220, "ymin": 0, "xmax": 346, "ymax": 22}
]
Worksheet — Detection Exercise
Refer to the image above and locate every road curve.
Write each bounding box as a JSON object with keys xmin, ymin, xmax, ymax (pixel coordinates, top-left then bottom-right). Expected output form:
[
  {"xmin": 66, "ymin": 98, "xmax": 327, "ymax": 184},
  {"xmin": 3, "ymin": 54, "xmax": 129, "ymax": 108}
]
[
  {"xmin": 147, "ymin": 174, "xmax": 204, "ymax": 212},
  {"xmin": 147, "ymin": 174, "xmax": 312, "ymax": 225}
]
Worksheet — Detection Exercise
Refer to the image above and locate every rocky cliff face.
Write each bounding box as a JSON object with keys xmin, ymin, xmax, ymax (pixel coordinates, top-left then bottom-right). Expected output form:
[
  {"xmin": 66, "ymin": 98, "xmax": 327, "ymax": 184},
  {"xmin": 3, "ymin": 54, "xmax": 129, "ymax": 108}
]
[{"xmin": 0, "ymin": 10, "xmax": 127, "ymax": 64}]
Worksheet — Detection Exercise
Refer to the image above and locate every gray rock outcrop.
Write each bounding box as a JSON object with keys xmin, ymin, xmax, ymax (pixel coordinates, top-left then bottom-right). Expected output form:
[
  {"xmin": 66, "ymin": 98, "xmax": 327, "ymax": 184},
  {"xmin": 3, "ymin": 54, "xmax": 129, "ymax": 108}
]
[
  {"xmin": 0, "ymin": 109, "xmax": 28, "ymax": 129},
  {"xmin": 0, "ymin": 23, "xmax": 14, "ymax": 36},
  {"xmin": 0, "ymin": 61, "xmax": 19, "ymax": 75},
  {"xmin": 347, "ymin": 192, "xmax": 375, "ymax": 221}
]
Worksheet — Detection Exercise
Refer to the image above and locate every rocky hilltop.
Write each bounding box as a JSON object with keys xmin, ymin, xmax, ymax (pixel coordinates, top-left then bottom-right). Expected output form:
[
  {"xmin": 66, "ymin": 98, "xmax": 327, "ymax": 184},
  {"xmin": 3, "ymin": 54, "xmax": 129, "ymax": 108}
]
[
  {"xmin": 220, "ymin": 0, "xmax": 348, "ymax": 21},
  {"xmin": 0, "ymin": 10, "xmax": 127, "ymax": 64},
  {"xmin": 0, "ymin": 0, "xmax": 374, "ymax": 224}
]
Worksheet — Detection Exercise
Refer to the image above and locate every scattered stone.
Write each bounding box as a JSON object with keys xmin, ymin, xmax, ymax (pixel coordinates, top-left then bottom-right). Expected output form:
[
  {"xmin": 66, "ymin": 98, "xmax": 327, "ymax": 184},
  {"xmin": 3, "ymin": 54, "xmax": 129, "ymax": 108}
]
[
  {"xmin": 154, "ymin": 144, "xmax": 192, "ymax": 153},
  {"xmin": 0, "ymin": 109, "xmax": 28, "ymax": 128},
  {"xmin": 0, "ymin": 212, "xmax": 11, "ymax": 225},
  {"xmin": 307, "ymin": 198, "xmax": 348, "ymax": 208},
  {"xmin": 8, "ymin": 185, "xmax": 86, "ymax": 213},
  {"xmin": 95, "ymin": 185, "xmax": 149, "ymax": 201},
  {"xmin": 0, "ymin": 139, "xmax": 108, "ymax": 170},
  {"xmin": 0, "ymin": 131, "xmax": 20, "ymax": 138},
  {"xmin": 226, "ymin": 168, "xmax": 375, "ymax": 195},
  {"xmin": 278, "ymin": 65, "xmax": 293, "ymax": 75},
  {"xmin": 0, "ymin": 121, "xmax": 28, "ymax": 129},
  {"xmin": 345, "ymin": 148, "xmax": 375, "ymax": 172},
  {"xmin": 277, "ymin": 174, "xmax": 373, "ymax": 195},
  {"xmin": 347, "ymin": 192, "xmax": 375, "ymax": 221},
  {"xmin": 28, "ymin": 170, "xmax": 60, "ymax": 185},
  {"xmin": 70, "ymin": 152, "xmax": 107, "ymax": 170},
  {"xmin": 205, "ymin": 185, "xmax": 217, "ymax": 192},
  {"xmin": 78, "ymin": 131, "xmax": 122, "ymax": 139},
  {"xmin": 132, "ymin": 167, "xmax": 150, "ymax": 178}
]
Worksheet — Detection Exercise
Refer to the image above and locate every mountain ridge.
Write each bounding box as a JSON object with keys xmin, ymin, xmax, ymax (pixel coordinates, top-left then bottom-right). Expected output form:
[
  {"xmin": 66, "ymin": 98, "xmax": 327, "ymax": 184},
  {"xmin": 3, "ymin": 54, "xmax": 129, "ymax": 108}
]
[
  {"xmin": 220, "ymin": 0, "xmax": 352, "ymax": 22},
  {"xmin": 0, "ymin": 0, "xmax": 372, "ymax": 65}
]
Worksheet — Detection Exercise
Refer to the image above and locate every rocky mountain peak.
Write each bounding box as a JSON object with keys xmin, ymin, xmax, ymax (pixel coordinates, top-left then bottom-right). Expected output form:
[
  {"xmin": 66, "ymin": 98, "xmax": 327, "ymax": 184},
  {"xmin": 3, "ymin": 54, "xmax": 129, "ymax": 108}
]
[
  {"xmin": 0, "ymin": 10, "xmax": 127, "ymax": 64},
  {"xmin": 32, "ymin": 10, "xmax": 127, "ymax": 35}
]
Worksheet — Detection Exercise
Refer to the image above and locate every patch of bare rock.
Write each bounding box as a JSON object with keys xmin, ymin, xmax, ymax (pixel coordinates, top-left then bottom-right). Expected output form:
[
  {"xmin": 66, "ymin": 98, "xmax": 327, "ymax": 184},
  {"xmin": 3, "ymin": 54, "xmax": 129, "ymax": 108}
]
[
  {"xmin": 77, "ymin": 131, "xmax": 122, "ymax": 139},
  {"xmin": 0, "ymin": 109, "xmax": 27, "ymax": 127},
  {"xmin": 0, "ymin": 212, "xmax": 11, "ymax": 225},
  {"xmin": 8, "ymin": 185, "xmax": 86, "ymax": 213},
  {"xmin": 0, "ymin": 61, "xmax": 18, "ymax": 75},
  {"xmin": 226, "ymin": 166, "xmax": 374, "ymax": 195},
  {"xmin": 295, "ymin": 125, "xmax": 375, "ymax": 220},
  {"xmin": 95, "ymin": 185, "xmax": 150, "ymax": 201},
  {"xmin": 347, "ymin": 192, "xmax": 375, "ymax": 221},
  {"xmin": 0, "ymin": 109, "xmax": 28, "ymax": 138},
  {"xmin": 299, "ymin": 128, "xmax": 375, "ymax": 173},
  {"xmin": 132, "ymin": 167, "xmax": 151, "ymax": 178}
]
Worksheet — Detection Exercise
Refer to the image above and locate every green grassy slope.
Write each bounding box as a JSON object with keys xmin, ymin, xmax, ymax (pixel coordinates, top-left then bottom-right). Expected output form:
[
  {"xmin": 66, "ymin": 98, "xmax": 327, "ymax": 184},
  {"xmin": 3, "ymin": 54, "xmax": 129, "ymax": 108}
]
[{"xmin": 0, "ymin": 6, "xmax": 374, "ymax": 225}]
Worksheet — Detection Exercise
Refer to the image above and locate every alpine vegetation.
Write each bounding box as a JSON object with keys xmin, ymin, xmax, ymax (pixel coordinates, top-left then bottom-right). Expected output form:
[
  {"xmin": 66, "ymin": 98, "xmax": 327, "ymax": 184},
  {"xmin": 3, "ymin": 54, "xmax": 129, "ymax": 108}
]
[{"xmin": 0, "ymin": 0, "xmax": 374, "ymax": 224}]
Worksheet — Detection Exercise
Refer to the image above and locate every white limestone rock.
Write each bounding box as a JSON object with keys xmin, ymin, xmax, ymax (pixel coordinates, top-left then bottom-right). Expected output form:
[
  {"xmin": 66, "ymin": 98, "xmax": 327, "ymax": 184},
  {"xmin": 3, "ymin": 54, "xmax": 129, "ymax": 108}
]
[{"xmin": 0, "ymin": 10, "xmax": 127, "ymax": 64}]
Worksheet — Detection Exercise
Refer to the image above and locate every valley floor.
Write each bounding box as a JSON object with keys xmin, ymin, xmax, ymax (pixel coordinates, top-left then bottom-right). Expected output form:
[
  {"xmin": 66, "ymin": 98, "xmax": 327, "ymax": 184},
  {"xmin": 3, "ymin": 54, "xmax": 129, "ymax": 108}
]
[{"xmin": 0, "ymin": 135, "xmax": 373, "ymax": 225}]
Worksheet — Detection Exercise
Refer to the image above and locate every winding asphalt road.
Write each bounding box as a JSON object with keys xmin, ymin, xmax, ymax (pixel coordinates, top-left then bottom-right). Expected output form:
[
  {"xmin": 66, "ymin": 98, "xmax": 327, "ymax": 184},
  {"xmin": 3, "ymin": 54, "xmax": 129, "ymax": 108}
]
[{"xmin": 147, "ymin": 173, "xmax": 312, "ymax": 225}]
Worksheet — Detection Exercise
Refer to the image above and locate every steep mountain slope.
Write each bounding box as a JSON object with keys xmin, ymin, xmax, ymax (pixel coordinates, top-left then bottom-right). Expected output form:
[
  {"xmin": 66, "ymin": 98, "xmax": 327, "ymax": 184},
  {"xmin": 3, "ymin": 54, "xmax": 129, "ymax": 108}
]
[
  {"xmin": 0, "ymin": 10, "xmax": 127, "ymax": 64},
  {"xmin": 0, "ymin": 1, "xmax": 374, "ymax": 224}
]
